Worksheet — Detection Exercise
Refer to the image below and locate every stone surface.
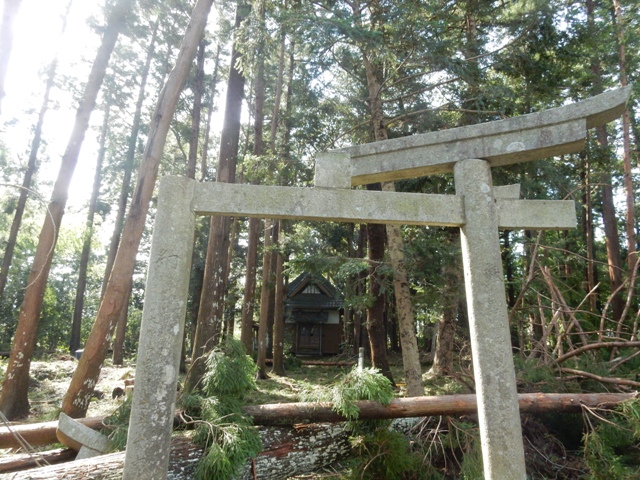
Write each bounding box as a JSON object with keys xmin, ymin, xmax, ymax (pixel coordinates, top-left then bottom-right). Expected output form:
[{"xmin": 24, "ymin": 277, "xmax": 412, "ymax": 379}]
[
  {"xmin": 123, "ymin": 176, "xmax": 196, "ymax": 480},
  {"xmin": 330, "ymin": 87, "xmax": 631, "ymax": 186},
  {"xmin": 454, "ymin": 159, "xmax": 527, "ymax": 479},
  {"xmin": 56, "ymin": 412, "xmax": 110, "ymax": 458},
  {"xmin": 194, "ymin": 181, "xmax": 465, "ymax": 227},
  {"xmin": 314, "ymin": 151, "xmax": 351, "ymax": 189}
]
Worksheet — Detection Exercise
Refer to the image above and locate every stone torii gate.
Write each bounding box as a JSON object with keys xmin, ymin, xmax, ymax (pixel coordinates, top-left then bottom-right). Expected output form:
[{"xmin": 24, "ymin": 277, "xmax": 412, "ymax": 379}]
[{"xmin": 122, "ymin": 87, "xmax": 630, "ymax": 480}]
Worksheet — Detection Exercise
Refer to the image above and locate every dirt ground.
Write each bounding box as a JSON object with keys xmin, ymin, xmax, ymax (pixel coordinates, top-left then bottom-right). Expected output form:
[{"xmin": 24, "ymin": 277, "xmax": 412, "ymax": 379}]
[{"xmin": 4, "ymin": 355, "xmax": 135, "ymax": 422}]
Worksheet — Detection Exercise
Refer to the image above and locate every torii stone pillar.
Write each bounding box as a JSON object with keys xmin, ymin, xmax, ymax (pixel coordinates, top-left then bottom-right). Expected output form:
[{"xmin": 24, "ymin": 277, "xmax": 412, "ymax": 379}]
[
  {"xmin": 454, "ymin": 159, "xmax": 526, "ymax": 476},
  {"xmin": 123, "ymin": 87, "xmax": 630, "ymax": 479}
]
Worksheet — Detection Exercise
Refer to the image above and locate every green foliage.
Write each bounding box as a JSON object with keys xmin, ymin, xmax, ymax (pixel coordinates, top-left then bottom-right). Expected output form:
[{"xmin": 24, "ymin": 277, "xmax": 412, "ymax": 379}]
[
  {"xmin": 299, "ymin": 366, "xmax": 394, "ymax": 422},
  {"xmin": 201, "ymin": 336, "xmax": 257, "ymax": 399},
  {"xmin": 348, "ymin": 428, "xmax": 424, "ymax": 480},
  {"xmin": 300, "ymin": 366, "xmax": 425, "ymax": 478},
  {"xmin": 514, "ymin": 356, "xmax": 564, "ymax": 393},
  {"xmin": 583, "ymin": 400, "xmax": 640, "ymax": 479},
  {"xmin": 331, "ymin": 367, "xmax": 394, "ymax": 422},
  {"xmin": 182, "ymin": 338, "xmax": 262, "ymax": 480},
  {"xmin": 101, "ymin": 397, "xmax": 132, "ymax": 451}
]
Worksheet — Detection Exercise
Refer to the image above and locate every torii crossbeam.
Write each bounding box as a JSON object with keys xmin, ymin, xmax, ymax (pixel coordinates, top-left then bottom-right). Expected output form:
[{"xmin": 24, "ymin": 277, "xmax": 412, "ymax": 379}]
[{"xmin": 122, "ymin": 87, "xmax": 631, "ymax": 480}]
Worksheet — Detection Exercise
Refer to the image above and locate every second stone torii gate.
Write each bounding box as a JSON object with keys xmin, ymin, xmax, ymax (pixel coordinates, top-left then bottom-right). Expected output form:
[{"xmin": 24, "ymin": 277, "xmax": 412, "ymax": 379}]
[{"xmin": 122, "ymin": 86, "xmax": 631, "ymax": 480}]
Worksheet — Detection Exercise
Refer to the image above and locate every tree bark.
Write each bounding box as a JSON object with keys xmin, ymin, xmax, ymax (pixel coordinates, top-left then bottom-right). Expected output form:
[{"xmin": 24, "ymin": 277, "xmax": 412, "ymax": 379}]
[
  {"xmin": 0, "ymin": 448, "xmax": 76, "ymax": 474},
  {"xmin": 256, "ymin": 219, "xmax": 274, "ymax": 379},
  {"xmin": 186, "ymin": 39, "xmax": 206, "ymax": 180},
  {"xmin": 4, "ymin": 391, "xmax": 636, "ymax": 452},
  {"xmin": 365, "ymin": 212, "xmax": 394, "ymax": 384},
  {"xmin": 269, "ymin": 23, "xmax": 287, "ymax": 152},
  {"xmin": 430, "ymin": 257, "xmax": 461, "ymax": 377},
  {"xmin": 0, "ymin": 54, "xmax": 57, "ymax": 300},
  {"xmin": 62, "ymin": 0, "xmax": 214, "ymax": 418},
  {"xmin": 356, "ymin": 1, "xmax": 418, "ymax": 393},
  {"xmin": 101, "ymin": 20, "xmax": 158, "ymax": 298},
  {"xmin": 0, "ymin": 0, "xmax": 131, "ymax": 420},
  {"xmin": 69, "ymin": 105, "xmax": 109, "ymax": 354},
  {"xmin": 271, "ymin": 223, "xmax": 286, "ymax": 376},
  {"xmin": 245, "ymin": 392, "xmax": 637, "ymax": 425},
  {"xmin": 611, "ymin": 0, "xmax": 637, "ymax": 272},
  {"xmin": 586, "ymin": 0, "xmax": 626, "ymax": 325},
  {"xmin": 0, "ymin": 416, "xmax": 105, "ymax": 449},
  {"xmin": 102, "ymin": 23, "xmax": 159, "ymax": 367},
  {"xmin": 580, "ymin": 153, "xmax": 599, "ymax": 312},
  {"xmin": 382, "ymin": 182, "xmax": 423, "ymax": 396},
  {"xmin": 240, "ymin": 218, "xmax": 260, "ymax": 353},
  {"xmin": 184, "ymin": 0, "xmax": 249, "ymax": 393}
]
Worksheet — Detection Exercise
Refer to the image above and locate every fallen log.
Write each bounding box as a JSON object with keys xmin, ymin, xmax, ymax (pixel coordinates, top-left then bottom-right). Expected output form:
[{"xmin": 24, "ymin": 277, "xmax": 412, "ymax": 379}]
[
  {"xmin": 3, "ymin": 392, "xmax": 638, "ymax": 479},
  {"xmin": 0, "ymin": 416, "xmax": 105, "ymax": 450},
  {"xmin": 244, "ymin": 392, "xmax": 638, "ymax": 425},
  {"xmin": 0, "ymin": 435, "xmax": 202, "ymax": 480},
  {"xmin": 2, "ymin": 392, "xmax": 636, "ymax": 451},
  {"xmin": 2, "ymin": 424, "xmax": 352, "ymax": 480},
  {"xmin": 0, "ymin": 448, "xmax": 76, "ymax": 474},
  {"xmin": 265, "ymin": 358, "xmax": 355, "ymax": 367}
]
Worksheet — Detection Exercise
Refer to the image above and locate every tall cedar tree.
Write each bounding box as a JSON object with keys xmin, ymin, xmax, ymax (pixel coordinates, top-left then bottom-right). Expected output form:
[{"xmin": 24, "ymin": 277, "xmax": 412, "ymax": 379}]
[
  {"xmin": 184, "ymin": 0, "xmax": 250, "ymax": 393},
  {"xmin": 105, "ymin": 21, "xmax": 159, "ymax": 367},
  {"xmin": 0, "ymin": 0, "xmax": 132, "ymax": 420},
  {"xmin": 0, "ymin": 0, "xmax": 72, "ymax": 301},
  {"xmin": 62, "ymin": 0, "xmax": 215, "ymax": 418},
  {"xmin": 69, "ymin": 105, "xmax": 109, "ymax": 354}
]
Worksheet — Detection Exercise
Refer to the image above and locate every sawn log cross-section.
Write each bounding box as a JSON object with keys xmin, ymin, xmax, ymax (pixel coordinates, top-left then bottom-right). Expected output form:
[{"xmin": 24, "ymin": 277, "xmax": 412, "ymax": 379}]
[{"xmin": 122, "ymin": 86, "xmax": 631, "ymax": 480}]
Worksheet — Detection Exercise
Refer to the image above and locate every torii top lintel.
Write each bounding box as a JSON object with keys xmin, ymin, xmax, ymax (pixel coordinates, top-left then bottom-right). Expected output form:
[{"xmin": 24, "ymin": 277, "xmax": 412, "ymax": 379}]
[{"xmin": 315, "ymin": 87, "xmax": 631, "ymax": 188}]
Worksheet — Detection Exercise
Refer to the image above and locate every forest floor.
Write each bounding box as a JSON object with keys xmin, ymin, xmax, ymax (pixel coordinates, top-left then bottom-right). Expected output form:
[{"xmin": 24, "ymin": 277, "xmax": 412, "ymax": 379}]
[
  {"xmin": 0, "ymin": 354, "xmax": 136, "ymax": 422},
  {"xmin": 0, "ymin": 353, "xmax": 598, "ymax": 478},
  {"xmin": 1, "ymin": 352, "xmax": 416, "ymax": 424}
]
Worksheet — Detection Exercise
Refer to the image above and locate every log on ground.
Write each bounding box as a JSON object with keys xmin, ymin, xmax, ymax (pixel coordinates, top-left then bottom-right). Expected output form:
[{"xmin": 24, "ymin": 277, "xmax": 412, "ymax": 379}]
[
  {"xmin": 0, "ymin": 423, "xmax": 352, "ymax": 480},
  {"xmin": 0, "ymin": 416, "xmax": 105, "ymax": 450},
  {"xmin": 2, "ymin": 392, "xmax": 636, "ymax": 451},
  {"xmin": 0, "ymin": 448, "xmax": 76, "ymax": 474},
  {"xmin": 244, "ymin": 392, "xmax": 638, "ymax": 425}
]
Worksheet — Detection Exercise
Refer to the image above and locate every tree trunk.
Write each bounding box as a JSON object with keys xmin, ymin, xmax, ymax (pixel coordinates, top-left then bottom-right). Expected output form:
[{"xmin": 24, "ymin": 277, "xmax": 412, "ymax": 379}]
[
  {"xmin": 110, "ymin": 284, "xmax": 131, "ymax": 366},
  {"xmin": 62, "ymin": 0, "xmax": 214, "ymax": 418},
  {"xmin": 184, "ymin": 0, "xmax": 249, "ymax": 393},
  {"xmin": 382, "ymin": 182, "xmax": 423, "ymax": 396},
  {"xmin": 0, "ymin": 448, "xmax": 76, "ymax": 474},
  {"xmin": 0, "ymin": 416, "xmax": 105, "ymax": 450},
  {"xmin": 269, "ymin": 24, "xmax": 287, "ymax": 152},
  {"xmin": 256, "ymin": 219, "xmax": 274, "ymax": 379},
  {"xmin": 0, "ymin": 0, "xmax": 131, "ymax": 420},
  {"xmin": 365, "ymin": 212, "xmax": 394, "ymax": 384},
  {"xmin": 430, "ymin": 258, "xmax": 461, "ymax": 377},
  {"xmin": 360, "ymin": 33, "xmax": 417, "ymax": 391},
  {"xmin": 611, "ymin": 0, "xmax": 637, "ymax": 271},
  {"xmin": 580, "ymin": 153, "xmax": 599, "ymax": 312},
  {"xmin": 0, "ymin": 0, "xmax": 21, "ymax": 114},
  {"xmin": 240, "ymin": 217, "xmax": 260, "ymax": 353},
  {"xmin": 586, "ymin": 0, "xmax": 626, "ymax": 325},
  {"xmin": 69, "ymin": 105, "xmax": 109, "ymax": 354},
  {"xmin": 199, "ymin": 43, "xmax": 221, "ymax": 181},
  {"xmin": 272, "ymin": 222, "xmax": 286, "ymax": 376},
  {"xmin": 0, "ymin": 55, "xmax": 57, "ymax": 300},
  {"xmin": 186, "ymin": 39, "xmax": 206, "ymax": 179},
  {"xmin": 245, "ymin": 392, "xmax": 637, "ymax": 425},
  {"xmin": 101, "ymin": 20, "xmax": 158, "ymax": 298}
]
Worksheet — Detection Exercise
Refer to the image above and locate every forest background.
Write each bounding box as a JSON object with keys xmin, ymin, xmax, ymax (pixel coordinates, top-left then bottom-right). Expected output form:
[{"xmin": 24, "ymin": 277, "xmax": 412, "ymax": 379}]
[{"xmin": 0, "ymin": 0, "xmax": 639, "ymax": 461}]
